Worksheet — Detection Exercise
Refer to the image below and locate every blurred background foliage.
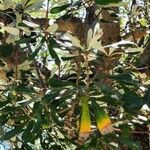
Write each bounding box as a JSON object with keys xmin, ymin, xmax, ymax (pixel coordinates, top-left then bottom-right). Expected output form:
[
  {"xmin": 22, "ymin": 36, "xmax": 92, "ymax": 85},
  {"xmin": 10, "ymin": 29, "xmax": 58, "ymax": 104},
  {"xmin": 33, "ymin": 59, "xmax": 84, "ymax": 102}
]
[{"xmin": 0, "ymin": 0, "xmax": 150, "ymax": 149}]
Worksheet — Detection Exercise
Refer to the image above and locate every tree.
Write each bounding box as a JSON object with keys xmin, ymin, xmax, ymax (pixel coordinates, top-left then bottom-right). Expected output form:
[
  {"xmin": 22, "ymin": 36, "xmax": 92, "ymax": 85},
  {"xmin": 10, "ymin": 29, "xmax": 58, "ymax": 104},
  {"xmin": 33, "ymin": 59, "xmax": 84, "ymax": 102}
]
[{"xmin": 0, "ymin": 0, "xmax": 149, "ymax": 149}]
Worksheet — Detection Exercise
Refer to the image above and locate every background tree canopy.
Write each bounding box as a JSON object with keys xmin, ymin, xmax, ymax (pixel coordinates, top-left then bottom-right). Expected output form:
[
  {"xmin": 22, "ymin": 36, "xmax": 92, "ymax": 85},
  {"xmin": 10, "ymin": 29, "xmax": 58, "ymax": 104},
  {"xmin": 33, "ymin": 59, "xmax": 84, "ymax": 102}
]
[{"xmin": 0, "ymin": 0, "xmax": 150, "ymax": 149}]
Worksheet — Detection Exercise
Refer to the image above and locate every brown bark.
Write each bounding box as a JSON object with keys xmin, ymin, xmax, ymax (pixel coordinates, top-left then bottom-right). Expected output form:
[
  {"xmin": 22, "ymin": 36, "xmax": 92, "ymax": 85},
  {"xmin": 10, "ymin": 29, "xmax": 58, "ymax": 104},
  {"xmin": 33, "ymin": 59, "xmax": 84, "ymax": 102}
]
[
  {"xmin": 97, "ymin": 7, "xmax": 121, "ymax": 85},
  {"xmin": 139, "ymin": 39, "xmax": 150, "ymax": 76},
  {"xmin": 101, "ymin": 8, "xmax": 121, "ymax": 46},
  {"xmin": 56, "ymin": 16, "xmax": 84, "ymax": 42}
]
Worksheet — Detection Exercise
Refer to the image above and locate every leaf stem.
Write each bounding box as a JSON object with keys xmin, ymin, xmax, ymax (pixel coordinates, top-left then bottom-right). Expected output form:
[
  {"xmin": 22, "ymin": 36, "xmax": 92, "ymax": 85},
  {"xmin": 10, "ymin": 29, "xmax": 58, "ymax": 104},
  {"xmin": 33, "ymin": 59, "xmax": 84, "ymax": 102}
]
[{"xmin": 85, "ymin": 50, "xmax": 90, "ymax": 94}]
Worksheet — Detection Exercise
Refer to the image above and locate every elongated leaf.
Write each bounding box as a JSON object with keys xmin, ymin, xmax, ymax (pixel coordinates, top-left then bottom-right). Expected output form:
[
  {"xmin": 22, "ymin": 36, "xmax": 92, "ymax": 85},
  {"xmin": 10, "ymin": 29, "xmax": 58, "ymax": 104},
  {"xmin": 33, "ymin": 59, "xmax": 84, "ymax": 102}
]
[
  {"xmin": 108, "ymin": 73, "xmax": 139, "ymax": 86},
  {"xmin": 92, "ymin": 101, "xmax": 114, "ymax": 135},
  {"xmin": 50, "ymin": 145, "xmax": 62, "ymax": 149},
  {"xmin": 22, "ymin": 121, "xmax": 34, "ymax": 142},
  {"xmin": 22, "ymin": 20, "xmax": 40, "ymax": 28},
  {"xmin": 65, "ymin": 33, "xmax": 83, "ymax": 50},
  {"xmin": 1, "ymin": 116, "xmax": 9, "ymax": 126},
  {"xmin": 1, "ymin": 106, "xmax": 14, "ymax": 114},
  {"xmin": 27, "ymin": 37, "xmax": 45, "ymax": 59},
  {"xmin": 42, "ymin": 91, "xmax": 60, "ymax": 103},
  {"xmin": 48, "ymin": 37, "xmax": 61, "ymax": 65},
  {"xmin": 95, "ymin": 0, "xmax": 122, "ymax": 5},
  {"xmin": 1, "ymin": 126, "xmax": 24, "ymax": 140},
  {"xmin": 22, "ymin": 142, "xmax": 32, "ymax": 150},
  {"xmin": 0, "ymin": 100, "xmax": 9, "ymax": 108},
  {"xmin": 15, "ymin": 85, "xmax": 35, "ymax": 94},
  {"xmin": 46, "ymin": 23, "xmax": 58, "ymax": 34},
  {"xmin": 51, "ymin": 108, "xmax": 63, "ymax": 126},
  {"xmin": 28, "ymin": 38, "xmax": 45, "ymax": 60},
  {"xmin": 118, "ymin": 137, "xmax": 142, "ymax": 150},
  {"xmin": 79, "ymin": 95, "xmax": 91, "ymax": 140},
  {"xmin": 49, "ymin": 76, "xmax": 73, "ymax": 87},
  {"xmin": 0, "ymin": 0, "xmax": 14, "ymax": 10},
  {"xmin": 122, "ymin": 91, "xmax": 143, "ymax": 111},
  {"xmin": 33, "ymin": 102, "xmax": 43, "ymax": 121},
  {"xmin": 50, "ymin": 4, "xmax": 70, "ymax": 14},
  {"xmin": 0, "ymin": 44, "xmax": 13, "ymax": 57},
  {"xmin": 1, "ymin": 26, "xmax": 20, "ymax": 35},
  {"xmin": 23, "ymin": 0, "xmax": 44, "ymax": 11},
  {"xmin": 61, "ymin": 55, "xmax": 77, "ymax": 61},
  {"xmin": 28, "ymin": 48, "xmax": 40, "ymax": 61}
]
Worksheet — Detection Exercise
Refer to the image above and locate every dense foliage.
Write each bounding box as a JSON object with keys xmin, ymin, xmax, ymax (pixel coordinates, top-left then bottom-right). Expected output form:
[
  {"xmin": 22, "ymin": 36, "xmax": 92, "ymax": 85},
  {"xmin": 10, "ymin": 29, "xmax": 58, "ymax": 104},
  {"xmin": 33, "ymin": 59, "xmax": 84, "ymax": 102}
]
[{"xmin": 0, "ymin": 0, "xmax": 149, "ymax": 149}]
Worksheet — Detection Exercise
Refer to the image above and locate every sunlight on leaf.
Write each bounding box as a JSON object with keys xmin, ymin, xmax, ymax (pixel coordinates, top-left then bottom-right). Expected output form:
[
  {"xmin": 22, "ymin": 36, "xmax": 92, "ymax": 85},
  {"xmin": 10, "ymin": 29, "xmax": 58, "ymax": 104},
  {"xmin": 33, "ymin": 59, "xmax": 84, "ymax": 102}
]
[
  {"xmin": 1, "ymin": 26, "xmax": 19, "ymax": 35},
  {"xmin": 46, "ymin": 23, "xmax": 58, "ymax": 34},
  {"xmin": 65, "ymin": 33, "xmax": 83, "ymax": 50}
]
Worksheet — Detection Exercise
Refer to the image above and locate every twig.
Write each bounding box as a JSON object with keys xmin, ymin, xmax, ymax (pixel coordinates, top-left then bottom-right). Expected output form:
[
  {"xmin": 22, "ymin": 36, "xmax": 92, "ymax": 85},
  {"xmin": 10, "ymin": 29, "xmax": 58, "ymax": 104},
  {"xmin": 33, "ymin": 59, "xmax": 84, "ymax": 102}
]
[
  {"xmin": 14, "ymin": 49, "xmax": 19, "ymax": 80},
  {"xmin": 76, "ymin": 61, "xmax": 81, "ymax": 86},
  {"xmin": 91, "ymin": 127, "xmax": 150, "ymax": 134},
  {"xmin": 85, "ymin": 50, "xmax": 90, "ymax": 92},
  {"xmin": 114, "ymin": 128, "xmax": 150, "ymax": 134},
  {"xmin": 59, "ymin": 61, "xmax": 69, "ymax": 73},
  {"xmin": 0, "ymin": 11, "xmax": 15, "ymax": 22},
  {"xmin": 45, "ymin": 0, "xmax": 50, "ymax": 30}
]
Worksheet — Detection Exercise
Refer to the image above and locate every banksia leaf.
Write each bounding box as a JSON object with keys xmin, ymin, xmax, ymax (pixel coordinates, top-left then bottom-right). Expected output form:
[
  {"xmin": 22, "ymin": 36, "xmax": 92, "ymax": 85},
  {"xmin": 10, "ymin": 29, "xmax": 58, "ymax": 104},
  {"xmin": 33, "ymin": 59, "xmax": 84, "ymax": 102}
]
[
  {"xmin": 92, "ymin": 101, "xmax": 114, "ymax": 135},
  {"xmin": 79, "ymin": 95, "xmax": 91, "ymax": 140}
]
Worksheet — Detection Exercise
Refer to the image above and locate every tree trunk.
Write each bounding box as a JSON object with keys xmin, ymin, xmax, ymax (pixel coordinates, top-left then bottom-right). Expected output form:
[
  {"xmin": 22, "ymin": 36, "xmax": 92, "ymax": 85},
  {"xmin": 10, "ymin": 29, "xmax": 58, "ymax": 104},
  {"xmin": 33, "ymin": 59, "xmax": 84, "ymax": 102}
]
[{"xmin": 101, "ymin": 8, "xmax": 121, "ymax": 46}]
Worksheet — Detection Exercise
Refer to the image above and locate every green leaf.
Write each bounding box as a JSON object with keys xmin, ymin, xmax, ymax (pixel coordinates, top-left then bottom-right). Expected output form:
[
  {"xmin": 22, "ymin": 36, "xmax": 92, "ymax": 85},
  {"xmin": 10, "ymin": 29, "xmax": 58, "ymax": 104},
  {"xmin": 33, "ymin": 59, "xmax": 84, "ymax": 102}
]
[
  {"xmin": 0, "ymin": 114, "xmax": 9, "ymax": 125},
  {"xmin": 42, "ymin": 92, "xmax": 59, "ymax": 103},
  {"xmin": 1, "ymin": 126, "xmax": 24, "ymax": 140},
  {"xmin": 0, "ymin": 100, "xmax": 9, "ymax": 108},
  {"xmin": 28, "ymin": 47, "xmax": 40, "ymax": 60},
  {"xmin": 51, "ymin": 108, "xmax": 63, "ymax": 126},
  {"xmin": 46, "ymin": 24, "xmax": 58, "ymax": 34},
  {"xmin": 33, "ymin": 102, "xmax": 43, "ymax": 122},
  {"xmin": 16, "ymin": 37, "xmax": 34, "ymax": 44},
  {"xmin": 28, "ymin": 37, "xmax": 45, "ymax": 60},
  {"xmin": 1, "ymin": 106, "xmax": 14, "ymax": 114},
  {"xmin": 22, "ymin": 142, "xmax": 33, "ymax": 150},
  {"xmin": 50, "ymin": 145, "xmax": 63, "ymax": 149},
  {"xmin": 121, "ymin": 91, "xmax": 143, "ymax": 111},
  {"xmin": 95, "ymin": 82, "xmax": 114, "ymax": 96},
  {"xmin": 26, "ymin": 102, "xmax": 43, "ymax": 140},
  {"xmin": 15, "ymin": 85, "xmax": 35, "ymax": 94},
  {"xmin": 22, "ymin": 121, "xmax": 34, "ymax": 142},
  {"xmin": 118, "ymin": 124, "xmax": 131, "ymax": 138},
  {"xmin": 65, "ymin": 33, "xmax": 83, "ymax": 50},
  {"xmin": 23, "ymin": 0, "xmax": 45, "ymax": 11},
  {"xmin": 1, "ymin": 26, "xmax": 20, "ymax": 35},
  {"xmin": 0, "ymin": 3, "xmax": 5, "ymax": 10},
  {"xmin": 95, "ymin": 0, "xmax": 122, "ymax": 5},
  {"xmin": 118, "ymin": 136, "xmax": 142, "ymax": 150},
  {"xmin": 21, "ymin": 0, "xmax": 31, "ymax": 8},
  {"xmin": 22, "ymin": 20, "xmax": 39, "ymax": 28},
  {"xmin": 48, "ymin": 76, "xmax": 73, "ymax": 87},
  {"xmin": 47, "ymin": 37, "xmax": 61, "ymax": 66},
  {"xmin": 0, "ymin": 44, "xmax": 13, "ymax": 57},
  {"xmin": 108, "ymin": 73, "xmax": 139, "ymax": 86},
  {"xmin": 0, "ymin": 0, "xmax": 14, "ymax": 10},
  {"xmin": 61, "ymin": 55, "xmax": 77, "ymax": 61},
  {"xmin": 50, "ymin": 4, "xmax": 70, "ymax": 14}
]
